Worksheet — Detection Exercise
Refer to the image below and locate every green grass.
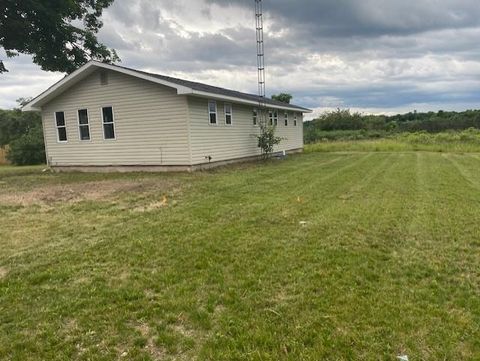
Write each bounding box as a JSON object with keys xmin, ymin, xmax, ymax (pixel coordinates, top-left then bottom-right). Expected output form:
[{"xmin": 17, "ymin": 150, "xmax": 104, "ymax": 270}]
[
  {"xmin": 2, "ymin": 152, "xmax": 480, "ymax": 360},
  {"xmin": 305, "ymin": 129, "xmax": 480, "ymax": 153},
  {"xmin": 305, "ymin": 138, "xmax": 480, "ymax": 153}
]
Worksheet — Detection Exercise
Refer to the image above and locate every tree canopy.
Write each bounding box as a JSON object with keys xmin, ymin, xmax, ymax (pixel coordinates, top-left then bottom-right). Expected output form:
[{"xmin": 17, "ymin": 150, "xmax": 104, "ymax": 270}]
[
  {"xmin": 0, "ymin": 0, "xmax": 119, "ymax": 74},
  {"xmin": 271, "ymin": 93, "xmax": 293, "ymax": 104}
]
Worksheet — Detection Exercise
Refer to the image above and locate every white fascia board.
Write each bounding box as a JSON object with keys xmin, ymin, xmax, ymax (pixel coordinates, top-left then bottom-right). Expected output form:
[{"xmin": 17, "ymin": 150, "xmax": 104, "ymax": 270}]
[
  {"xmin": 22, "ymin": 61, "xmax": 192, "ymax": 112},
  {"xmin": 179, "ymin": 89, "xmax": 312, "ymax": 113},
  {"xmin": 22, "ymin": 62, "xmax": 95, "ymax": 111}
]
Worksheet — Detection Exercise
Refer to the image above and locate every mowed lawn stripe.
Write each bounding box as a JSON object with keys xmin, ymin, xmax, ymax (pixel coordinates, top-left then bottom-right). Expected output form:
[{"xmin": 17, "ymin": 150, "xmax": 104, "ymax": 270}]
[{"xmin": 1, "ymin": 152, "xmax": 480, "ymax": 360}]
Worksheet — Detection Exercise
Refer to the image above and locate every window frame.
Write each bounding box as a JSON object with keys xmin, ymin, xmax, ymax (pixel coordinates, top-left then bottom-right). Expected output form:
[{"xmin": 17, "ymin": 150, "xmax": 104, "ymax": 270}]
[
  {"xmin": 253, "ymin": 108, "xmax": 258, "ymax": 126},
  {"xmin": 273, "ymin": 110, "xmax": 278, "ymax": 126},
  {"xmin": 224, "ymin": 103, "xmax": 233, "ymax": 126},
  {"xmin": 208, "ymin": 100, "xmax": 218, "ymax": 125},
  {"xmin": 268, "ymin": 110, "xmax": 273, "ymax": 126},
  {"xmin": 294, "ymin": 113, "xmax": 298, "ymax": 126},
  {"xmin": 101, "ymin": 106, "xmax": 116, "ymax": 140},
  {"xmin": 77, "ymin": 108, "xmax": 91, "ymax": 141},
  {"xmin": 284, "ymin": 112, "xmax": 289, "ymax": 126},
  {"xmin": 54, "ymin": 111, "xmax": 68, "ymax": 143}
]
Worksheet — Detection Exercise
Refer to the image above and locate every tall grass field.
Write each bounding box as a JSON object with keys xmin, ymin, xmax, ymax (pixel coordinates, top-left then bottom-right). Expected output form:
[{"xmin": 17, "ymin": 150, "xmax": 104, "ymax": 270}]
[
  {"xmin": 305, "ymin": 129, "xmax": 480, "ymax": 153},
  {"xmin": 1, "ymin": 151, "xmax": 480, "ymax": 360}
]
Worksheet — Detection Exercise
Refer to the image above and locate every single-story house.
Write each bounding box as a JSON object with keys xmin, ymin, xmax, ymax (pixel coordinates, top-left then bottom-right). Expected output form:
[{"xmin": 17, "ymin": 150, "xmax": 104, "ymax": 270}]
[{"xmin": 23, "ymin": 61, "xmax": 312, "ymax": 171}]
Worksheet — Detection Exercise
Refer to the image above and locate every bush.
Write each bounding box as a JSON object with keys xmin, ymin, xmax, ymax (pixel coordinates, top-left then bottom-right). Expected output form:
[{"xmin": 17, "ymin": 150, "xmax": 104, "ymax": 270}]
[
  {"xmin": 7, "ymin": 125, "xmax": 45, "ymax": 165},
  {"xmin": 256, "ymin": 124, "xmax": 283, "ymax": 158}
]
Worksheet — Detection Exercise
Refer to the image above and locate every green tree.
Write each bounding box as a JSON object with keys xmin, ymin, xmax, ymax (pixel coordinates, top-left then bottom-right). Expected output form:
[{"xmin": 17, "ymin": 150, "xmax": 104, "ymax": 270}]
[
  {"xmin": 7, "ymin": 124, "xmax": 45, "ymax": 165},
  {"xmin": 0, "ymin": 108, "xmax": 41, "ymax": 147},
  {"xmin": 0, "ymin": 0, "xmax": 119, "ymax": 74},
  {"xmin": 271, "ymin": 93, "xmax": 293, "ymax": 104}
]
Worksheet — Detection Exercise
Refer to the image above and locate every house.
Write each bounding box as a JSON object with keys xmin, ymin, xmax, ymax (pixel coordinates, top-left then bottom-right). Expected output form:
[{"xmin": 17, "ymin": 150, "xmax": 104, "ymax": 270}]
[{"xmin": 23, "ymin": 61, "xmax": 312, "ymax": 171}]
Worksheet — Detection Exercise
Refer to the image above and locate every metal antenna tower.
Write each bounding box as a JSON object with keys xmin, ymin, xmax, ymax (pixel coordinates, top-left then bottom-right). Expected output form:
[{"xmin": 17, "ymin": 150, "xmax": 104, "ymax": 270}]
[{"xmin": 255, "ymin": 0, "xmax": 267, "ymax": 120}]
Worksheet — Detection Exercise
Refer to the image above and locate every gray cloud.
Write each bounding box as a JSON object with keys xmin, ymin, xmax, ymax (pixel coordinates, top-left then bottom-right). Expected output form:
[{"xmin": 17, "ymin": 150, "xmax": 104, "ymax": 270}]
[{"xmin": 1, "ymin": 0, "xmax": 480, "ymax": 117}]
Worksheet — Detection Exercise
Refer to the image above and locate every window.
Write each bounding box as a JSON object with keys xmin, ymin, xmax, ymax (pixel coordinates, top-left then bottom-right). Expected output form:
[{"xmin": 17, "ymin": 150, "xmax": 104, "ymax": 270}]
[
  {"xmin": 253, "ymin": 108, "xmax": 258, "ymax": 126},
  {"xmin": 55, "ymin": 111, "xmax": 67, "ymax": 142},
  {"xmin": 294, "ymin": 113, "xmax": 298, "ymax": 126},
  {"xmin": 269, "ymin": 110, "xmax": 273, "ymax": 126},
  {"xmin": 284, "ymin": 112, "xmax": 289, "ymax": 126},
  {"xmin": 78, "ymin": 109, "xmax": 90, "ymax": 141},
  {"xmin": 273, "ymin": 110, "xmax": 278, "ymax": 126},
  {"xmin": 208, "ymin": 100, "xmax": 217, "ymax": 125},
  {"xmin": 102, "ymin": 106, "xmax": 116, "ymax": 139},
  {"xmin": 224, "ymin": 103, "xmax": 232, "ymax": 125}
]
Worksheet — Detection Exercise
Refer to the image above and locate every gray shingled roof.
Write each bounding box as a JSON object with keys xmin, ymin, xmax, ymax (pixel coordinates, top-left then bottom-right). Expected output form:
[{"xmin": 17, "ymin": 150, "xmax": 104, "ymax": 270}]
[{"xmin": 114, "ymin": 64, "xmax": 311, "ymax": 112}]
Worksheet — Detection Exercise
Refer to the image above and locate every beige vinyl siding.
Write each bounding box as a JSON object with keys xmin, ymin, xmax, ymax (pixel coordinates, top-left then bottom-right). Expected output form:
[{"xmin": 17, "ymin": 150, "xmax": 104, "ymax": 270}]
[
  {"xmin": 187, "ymin": 96, "xmax": 304, "ymax": 165},
  {"xmin": 42, "ymin": 70, "xmax": 190, "ymax": 166},
  {"xmin": 274, "ymin": 110, "xmax": 304, "ymax": 152}
]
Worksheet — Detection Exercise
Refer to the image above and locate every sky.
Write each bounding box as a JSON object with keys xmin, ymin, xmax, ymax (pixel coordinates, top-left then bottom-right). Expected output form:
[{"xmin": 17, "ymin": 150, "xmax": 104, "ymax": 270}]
[{"xmin": 1, "ymin": 0, "xmax": 480, "ymax": 119}]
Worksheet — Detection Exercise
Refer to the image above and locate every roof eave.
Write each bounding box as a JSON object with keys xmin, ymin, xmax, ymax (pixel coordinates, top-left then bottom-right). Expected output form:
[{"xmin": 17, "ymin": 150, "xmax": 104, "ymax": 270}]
[
  {"xmin": 22, "ymin": 61, "xmax": 312, "ymax": 113},
  {"xmin": 179, "ymin": 89, "xmax": 312, "ymax": 113}
]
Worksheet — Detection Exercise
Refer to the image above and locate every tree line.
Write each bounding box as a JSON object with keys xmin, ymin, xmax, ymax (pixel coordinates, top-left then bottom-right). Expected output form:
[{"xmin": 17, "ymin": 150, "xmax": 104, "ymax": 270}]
[
  {"xmin": 0, "ymin": 105, "xmax": 45, "ymax": 165},
  {"xmin": 304, "ymin": 108, "xmax": 480, "ymax": 143}
]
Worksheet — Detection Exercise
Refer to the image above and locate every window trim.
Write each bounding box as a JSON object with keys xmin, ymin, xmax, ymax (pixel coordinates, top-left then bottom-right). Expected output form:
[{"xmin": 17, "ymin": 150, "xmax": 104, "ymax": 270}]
[
  {"xmin": 253, "ymin": 107, "xmax": 258, "ymax": 127},
  {"xmin": 294, "ymin": 113, "xmax": 298, "ymax": 126},
  {"xmin": 208, "ymin": 100, "xmax": 218, "ymax": 125},
  {"xmin": 101, "ymin": 106, "xmax": 116, "ymax": 140},
  {"xmin": 273, "ymin": 110, "xmax": 278, "ymax": 126},
  {"xmin": 77, "ymin": 108, "xmax": 91, "ymax": 142},
  {"xmin": 284, "ymin": 112, "xmax": 289, "ymax": 126},
  {"xmin": 268, "ymin": 110, "xmax": 273, "ymax": 126},
  {"xmin": 54, "ymin": 111, "xmax": 68, "ymax": 143},
  {"xmin": 224, "ymin": 103, "xmax": 233, "ymax": 126}
]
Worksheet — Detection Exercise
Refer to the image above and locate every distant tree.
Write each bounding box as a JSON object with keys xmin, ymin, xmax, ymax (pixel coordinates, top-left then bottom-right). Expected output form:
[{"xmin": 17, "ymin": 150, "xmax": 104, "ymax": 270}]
[
  {"xmin": 0, "ymin": 0, "xmax": 119, "ymax": 74},
  {"xmin": 16, "ymin": 97, "xmax": 33, "ymax": 107},
  {"xmin": 271, "ymin": 93, "xmax": 293, "ymax": 104}
]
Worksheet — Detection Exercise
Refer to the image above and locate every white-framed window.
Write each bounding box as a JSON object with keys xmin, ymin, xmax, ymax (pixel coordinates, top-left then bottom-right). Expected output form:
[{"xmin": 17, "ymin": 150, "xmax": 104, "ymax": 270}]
[
  {"xmin": 284, "ymin": 112, "xmax": 289, "ymax": 126},
  {"xmin": 102, "ymin": 106, "xmax": 116, "ymax": 140},
  {"xmin": 77, "ymin": 109, "xmax": 91, "ymax": 141},
  {"xmin": 208, "ymin": 100, "xmax": 217, "ymax": 125},
  {"xmin": 253, "ymin": 108, "xmax": 258, "ymax": 126},
  {"xmin": 294, "ymin": 113, "xmax": 298, "ymax": 126},
  {"xmin": 54, "ymin": 111, "xmax": 67, "ymax": 142},
  {"xmin": 224, "ymin": 103, "xmax": 232, "ymax": 125},
  {"xmin": 273, "ymin": 110, "xmax": 278, "ymax": 126},
  {"xmin": 269, "ymin": 110, "xmax": 273, "ymax": 126}
]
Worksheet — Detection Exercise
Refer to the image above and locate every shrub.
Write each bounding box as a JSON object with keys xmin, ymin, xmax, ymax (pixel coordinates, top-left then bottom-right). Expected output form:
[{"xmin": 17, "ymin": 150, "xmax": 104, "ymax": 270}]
[
  {"xmin": 7, "ymin": 125, "xmax": 45, "ymax": 165},
  {"xmin": 256, "ymin": 124, "xmax": 283, "ymax": 158}
]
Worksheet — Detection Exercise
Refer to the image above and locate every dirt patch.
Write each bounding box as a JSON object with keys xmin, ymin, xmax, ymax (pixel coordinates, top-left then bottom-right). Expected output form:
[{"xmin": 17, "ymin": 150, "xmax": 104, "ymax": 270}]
[
  {"xmin": 172, "ymin": 323, "xmax": 195, "ymax": 338},
  {"xmin": 133, "ymin": 195, "xmax": 169, "ymax": 213},
  {"xmin": 0, "ymin": 179, "xmax": 178, "ymax": 207},
  {"xmin": 0, "ymin": 267, "xmax": 8, "ymax": 280},
  {"xmin": 135, "ymin": 323, "xmax": 166, "ymax": 360}
]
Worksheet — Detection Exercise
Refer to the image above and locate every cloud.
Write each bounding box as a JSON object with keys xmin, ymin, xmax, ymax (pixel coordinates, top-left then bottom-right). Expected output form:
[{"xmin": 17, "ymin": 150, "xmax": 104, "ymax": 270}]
[{"xmin": 1, "ymin": 0, "xmax": 480, "ymax": 117}]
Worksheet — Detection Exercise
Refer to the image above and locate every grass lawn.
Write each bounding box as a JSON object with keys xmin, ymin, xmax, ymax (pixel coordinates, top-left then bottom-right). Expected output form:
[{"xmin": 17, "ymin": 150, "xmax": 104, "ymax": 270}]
[
  {"xmin": 304, "ymin": 138, "xmax": 480, "ymax": 153},
  {"xmin": 1, "ymin": 152, "xmax": 480, "ymax": 360}
]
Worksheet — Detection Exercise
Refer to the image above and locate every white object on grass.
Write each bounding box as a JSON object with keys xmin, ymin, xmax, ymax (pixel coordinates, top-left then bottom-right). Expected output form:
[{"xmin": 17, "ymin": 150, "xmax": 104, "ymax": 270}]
[{"xmin": 397, "ymin": 356, "xmax": 408, "ymax": 361}]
